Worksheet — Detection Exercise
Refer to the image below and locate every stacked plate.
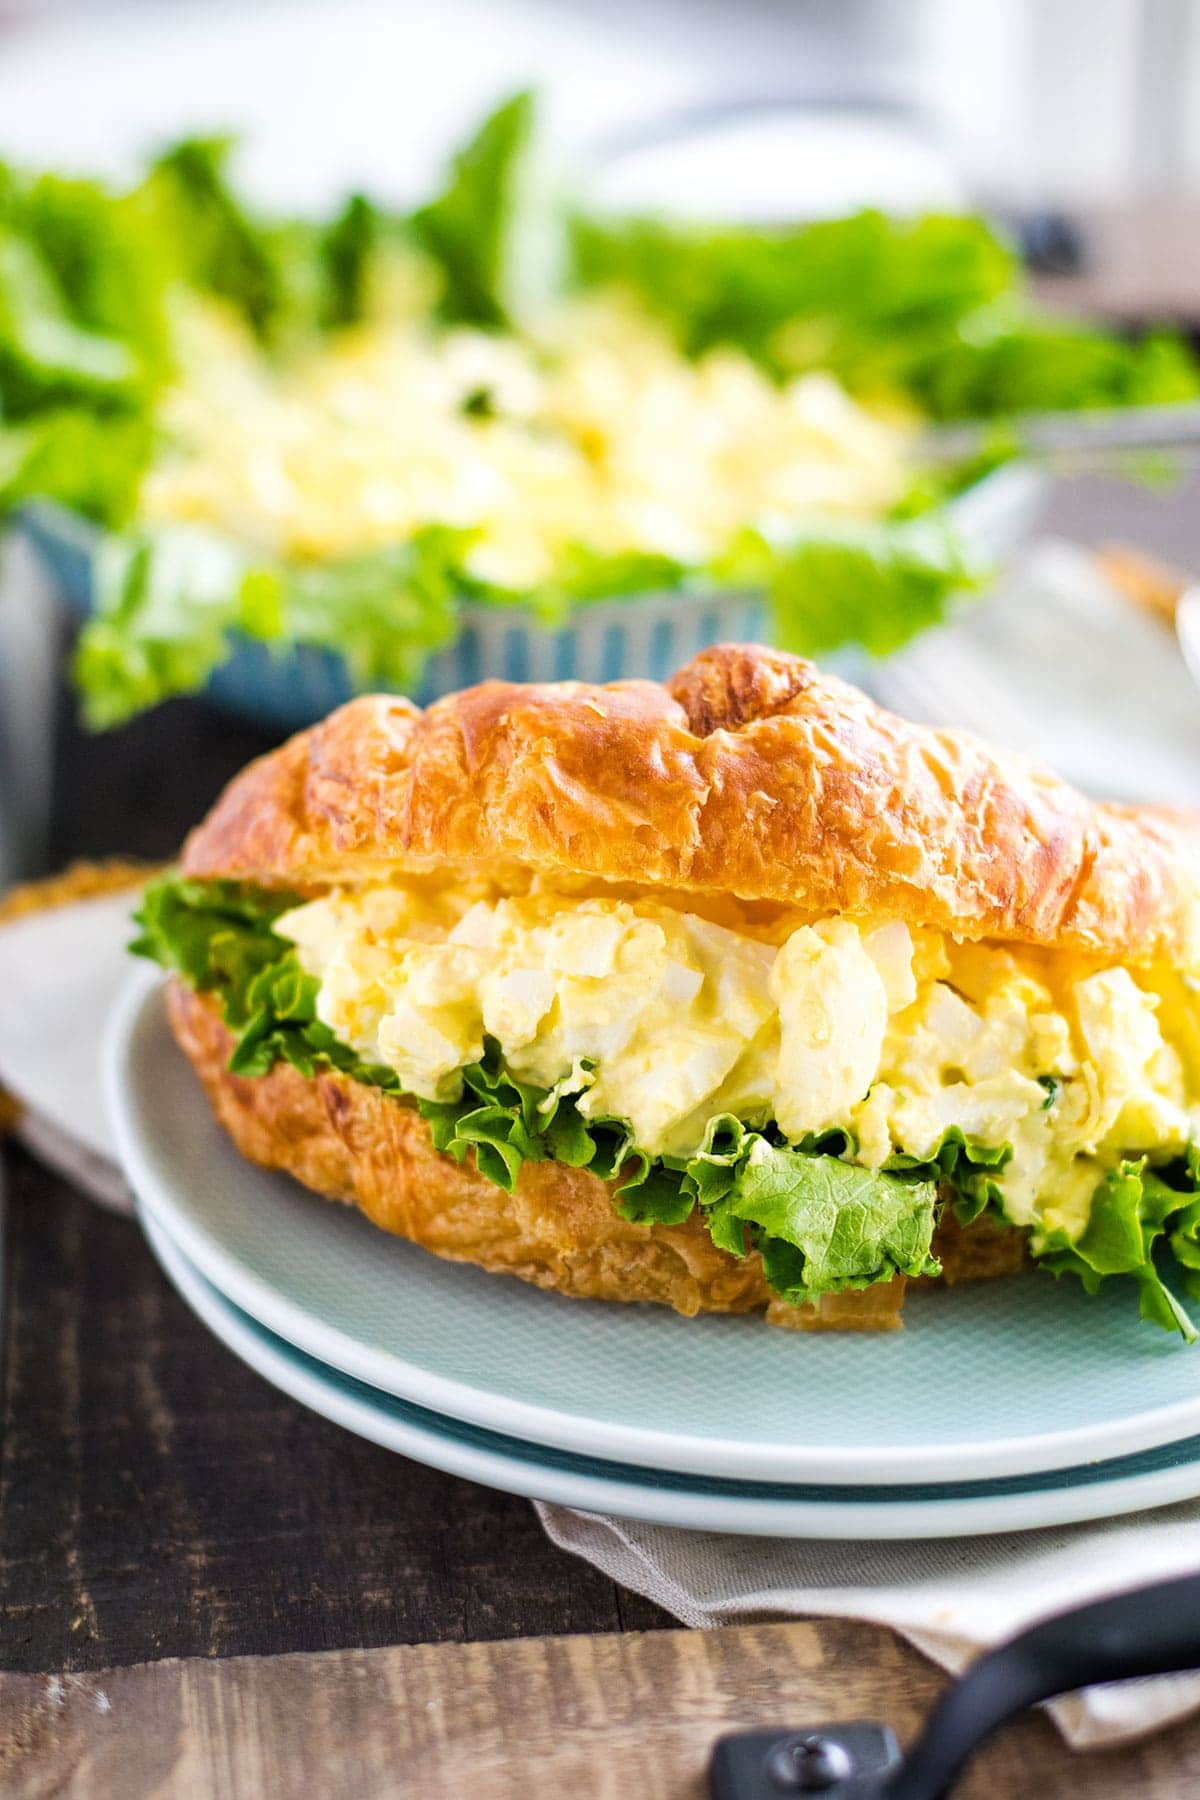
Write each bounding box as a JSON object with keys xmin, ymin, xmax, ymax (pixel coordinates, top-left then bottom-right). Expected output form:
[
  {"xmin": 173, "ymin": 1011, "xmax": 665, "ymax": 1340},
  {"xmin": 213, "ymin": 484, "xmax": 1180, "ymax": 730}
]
[{"xmin": 109, "ymin": 971, "xmax": 1200, "ymax": 1540}]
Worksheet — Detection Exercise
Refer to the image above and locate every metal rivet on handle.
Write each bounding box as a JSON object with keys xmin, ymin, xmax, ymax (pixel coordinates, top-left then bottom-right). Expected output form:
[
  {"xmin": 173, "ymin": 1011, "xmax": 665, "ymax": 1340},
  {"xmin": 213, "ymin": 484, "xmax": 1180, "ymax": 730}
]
[{"xmin": 763, "ymin": 1734, "xmax": 855, "ymax": 1792}]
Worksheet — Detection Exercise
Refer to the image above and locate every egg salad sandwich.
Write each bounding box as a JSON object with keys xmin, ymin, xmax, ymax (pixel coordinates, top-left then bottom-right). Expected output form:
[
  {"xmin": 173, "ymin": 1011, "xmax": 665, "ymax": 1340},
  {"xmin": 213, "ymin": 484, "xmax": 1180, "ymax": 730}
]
[{"xmin": 134, "ymin": 644, "xmax": 1200, "ymax": 1336}]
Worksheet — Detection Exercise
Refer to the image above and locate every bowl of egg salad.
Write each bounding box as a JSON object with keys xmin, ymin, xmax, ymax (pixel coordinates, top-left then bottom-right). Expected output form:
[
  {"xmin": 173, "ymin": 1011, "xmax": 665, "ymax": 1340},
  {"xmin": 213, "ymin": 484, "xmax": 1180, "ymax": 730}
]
[{"xmin": 5, "ymin": 93, "xmax": 1195, "ymax": 730}]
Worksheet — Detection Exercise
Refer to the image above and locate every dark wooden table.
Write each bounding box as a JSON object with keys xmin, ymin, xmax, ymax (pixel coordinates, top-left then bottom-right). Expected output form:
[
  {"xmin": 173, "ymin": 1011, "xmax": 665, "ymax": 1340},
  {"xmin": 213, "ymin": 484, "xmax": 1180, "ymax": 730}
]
[{"xmin": 8, "ymin": 456, "xmax": 1200, "ymax": 1791}]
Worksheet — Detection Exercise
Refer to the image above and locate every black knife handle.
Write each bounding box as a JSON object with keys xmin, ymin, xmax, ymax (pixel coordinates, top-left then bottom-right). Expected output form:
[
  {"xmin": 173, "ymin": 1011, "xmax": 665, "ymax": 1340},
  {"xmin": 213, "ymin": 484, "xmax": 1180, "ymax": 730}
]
[{"xmin": 886, "ymin": 1571, "xmax": 1200, "ymax": 1799}]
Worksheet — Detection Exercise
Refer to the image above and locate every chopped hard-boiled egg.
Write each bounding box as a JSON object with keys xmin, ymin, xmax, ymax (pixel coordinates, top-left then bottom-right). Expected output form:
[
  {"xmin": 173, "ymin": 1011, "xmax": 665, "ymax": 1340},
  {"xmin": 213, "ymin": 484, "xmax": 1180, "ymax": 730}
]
[
  {"xmin": 140, "ymin": 294, "xmax": 912, "ymax": 582},
  {"xmin": 769, "ymin": 920, "xmax": 889, "ymax": 1142},
  {"xmin": 275, "ymin": 876, "xmax": 1200, "ymax": 1238},
  {"xmin": 1072, "ymin": 969, "xmax": 1189, "ymax": 1150}
]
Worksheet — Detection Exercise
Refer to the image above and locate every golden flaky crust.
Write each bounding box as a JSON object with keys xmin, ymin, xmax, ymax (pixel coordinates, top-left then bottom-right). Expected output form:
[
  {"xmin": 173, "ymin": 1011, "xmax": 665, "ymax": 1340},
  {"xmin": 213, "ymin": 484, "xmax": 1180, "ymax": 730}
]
[
  {"xmin": 168, "ymin": 982, "xmax": 1025, "ymax": 1330},
  {"xmin": 182, "ymin": 644, "xmax": 1200, "ymax": 963}
]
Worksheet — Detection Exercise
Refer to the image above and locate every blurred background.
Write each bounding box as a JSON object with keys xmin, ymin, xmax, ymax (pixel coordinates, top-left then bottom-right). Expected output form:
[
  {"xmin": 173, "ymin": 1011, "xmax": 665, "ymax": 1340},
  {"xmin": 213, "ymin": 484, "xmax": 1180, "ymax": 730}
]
[
  {"xmin": 4, "ymin": 0, "xmax": 1200, "ymax": 890},
  {"xmin": 2, "ymin": 0, "xmax": 1199, "ymax": 216}
]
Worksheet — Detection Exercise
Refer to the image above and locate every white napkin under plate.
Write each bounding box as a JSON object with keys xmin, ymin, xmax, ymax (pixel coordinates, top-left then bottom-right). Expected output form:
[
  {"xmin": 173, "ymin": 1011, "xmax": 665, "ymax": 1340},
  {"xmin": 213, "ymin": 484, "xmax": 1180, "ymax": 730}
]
[
  {"xmin": 0, "ymin": 889, "xmax": 136, "ymax": 1213},
  {"xmin": 6, "ymin": 540, "xmax": 1200, "ymax": 1750}
]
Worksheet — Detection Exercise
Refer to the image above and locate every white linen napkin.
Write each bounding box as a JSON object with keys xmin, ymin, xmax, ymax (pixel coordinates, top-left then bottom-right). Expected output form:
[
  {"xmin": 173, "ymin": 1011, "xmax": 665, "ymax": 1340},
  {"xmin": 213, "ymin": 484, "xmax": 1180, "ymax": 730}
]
[
  {"xmin": 6, "ymin": 540, "xmax": 1200, "ymax": 1750},
  {"xmin": 535, "ymin": 1504, "xmax": 1200, "ymax": 1749},
  {"xmin": 871, "ymin": 539, "xmax": 1200, "ymax": 808},
  {"xmin": 0, "ymin": 888, "xmax": 136, "ymax": 1212}
]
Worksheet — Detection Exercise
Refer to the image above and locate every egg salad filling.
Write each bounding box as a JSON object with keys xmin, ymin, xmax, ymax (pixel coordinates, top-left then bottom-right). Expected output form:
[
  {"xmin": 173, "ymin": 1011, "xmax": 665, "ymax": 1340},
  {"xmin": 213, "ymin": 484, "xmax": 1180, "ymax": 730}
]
[
  {"xmin": 140, "ymin": 294, "xmax": 913, "ymax": 589},
  {"xmin": 134, "ymin": 871, "xmax": 1200, "ymax": 1338}
]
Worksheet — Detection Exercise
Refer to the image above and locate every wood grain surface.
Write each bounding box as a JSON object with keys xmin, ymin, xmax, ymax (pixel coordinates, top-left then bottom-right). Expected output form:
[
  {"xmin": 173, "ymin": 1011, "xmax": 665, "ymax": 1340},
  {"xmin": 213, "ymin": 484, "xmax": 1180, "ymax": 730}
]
[
  {"xmin": 0, "ymin": 1155, "xmax": 671, "ymax": 1673},
  {"xmin": 3, "ymin": 1623, "xmax": 1200, "ymax": 1798}
]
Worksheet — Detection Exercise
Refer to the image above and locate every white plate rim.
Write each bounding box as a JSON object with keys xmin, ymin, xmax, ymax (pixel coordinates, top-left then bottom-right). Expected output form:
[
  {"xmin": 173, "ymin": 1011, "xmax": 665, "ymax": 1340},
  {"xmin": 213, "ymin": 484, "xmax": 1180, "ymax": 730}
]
[
  {"xmin": 140, "ymin": 1202, "xmax": 1200, "ymax": 1540},
  {"xmin": 108, "ymin": 969, "xmax": 1200, "ymax": 1489}
]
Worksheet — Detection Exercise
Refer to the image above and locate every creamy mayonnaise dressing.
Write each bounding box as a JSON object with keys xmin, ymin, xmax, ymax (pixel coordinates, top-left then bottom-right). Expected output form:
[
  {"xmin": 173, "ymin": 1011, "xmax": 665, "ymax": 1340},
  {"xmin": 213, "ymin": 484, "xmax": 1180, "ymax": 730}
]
[
  {"xmin": 276, "ymin": 877, "xmax": 1200, "ymax": 1240},
  {"xmin": 140, "ymin": 293, "xmax": 912, "ymax": 586}
]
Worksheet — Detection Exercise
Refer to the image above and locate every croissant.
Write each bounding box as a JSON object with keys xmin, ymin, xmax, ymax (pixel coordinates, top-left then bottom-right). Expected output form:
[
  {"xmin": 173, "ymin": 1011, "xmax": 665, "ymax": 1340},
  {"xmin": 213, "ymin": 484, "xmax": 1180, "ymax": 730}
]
[{"xmin": 137, "ymin": 645, "xmax": 1200, "ymax": 1334}]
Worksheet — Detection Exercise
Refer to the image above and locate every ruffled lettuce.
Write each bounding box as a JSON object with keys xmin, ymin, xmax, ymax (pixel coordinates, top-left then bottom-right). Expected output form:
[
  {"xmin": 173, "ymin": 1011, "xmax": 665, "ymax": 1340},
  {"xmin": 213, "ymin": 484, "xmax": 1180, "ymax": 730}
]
[
  {"xmin": 422, "ymin": 1064, "xmax": 941, "ymax": 1304},
  {"xmin": 131, "ymin": 874, "xmax": 404, "ymax": 1091},
  {"xmin": 144, "ymin": 137, "xmax": 288, "ymax": 343},
  {"xmin": 1036, "ymin": 1154, "xmax": 1200, "ymax": 1343},
  {"xmin": 409, "ymin": 89, "xmax": 559, "ymax": 330},
  {"xmin": 0, "ymin": 136, "xmax": 397, "ymax": 533},
  {"xmin": 715, "ymin": 516, "xmax": 977, "ymax": 660},
  {"xmin": 74, "ymin": 524, "xmax": 470, "ymax": 729},
  {"xmin": 0, "ymin": 409, "xmax": 152, "ymax": 526},
  {"xmin": 0, "ymin": 165, "xmax": 169, "ymax": 525},
  {"xmin": 569, "ymin": 207, "xmax": 1200, "ymax": 418},
  {"xmin": 414, "ymin": 1048, "xmax": 1200, "ymax": 1337}
]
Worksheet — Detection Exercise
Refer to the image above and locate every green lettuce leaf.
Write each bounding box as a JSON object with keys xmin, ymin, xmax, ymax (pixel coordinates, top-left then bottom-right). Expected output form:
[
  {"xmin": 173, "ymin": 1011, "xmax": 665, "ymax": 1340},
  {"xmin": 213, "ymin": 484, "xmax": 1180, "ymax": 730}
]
[
  {"xmin": 240, "ymin": 527, "xmax": 468, "ymax": 686},
  {"xmin": 569, "ymin": 206, "xmax": 1199, "ymax": 418},
  {"xmin": 73, "ymin": 523, "xmax": 470, "ymax": 728},
  {"xmin": 410, "ymin": 90, "xmax": 557, "ymax": 329},
  {"xmin": 0, "ymin": 172, "xmax": 166, "ymax": 414},
  {"xmin": 1037, "ymin": 1156, "xmax": 1200, "ymax": 1343},
  {"xmin": 890, "ymin": 1128, "xmax": 1200, "ymax": 1340},
  {"xmin": 717, "ymin": 518, "xmax": 979, "ymax": 658},
  {"xmin": 887, "ymin": 1127, "xmax": 1013, "ymax": 1226},
  {"xmin": 570, "ymin": 208, "xmax": 1013, "ymax": 382},
  {"xmin": 521, "ymin": 544, "xmax": 690, "ymax": 623},
  {"xmin": 4, "ymin": 171, "xmax": 170, "ymax": 370},
  {"xmin": 73, "ymin": 528, "xmax": 249, "ymax": 729},
  {"xmin": 0, "ymin": 408, "xmax": 151, "ymax": 524},
  {"xmin": 0, "ymin": 228, "xmax": 141, "ymax": 410},
  {"xmin": 131, "ymin": 875, "xmax": 404, "ymax": 1090},
  {"xmin": 0, "ymin": 165, "xmax": 167, "ymax": 522},
  {"xmin": 317, "ymin": 192, "xmax": 381, "ymax": 329},
  {"xmin": 144, "ymin": 136, "xmax": 286, "ymax": 342},
  {"xmin": 905, "ymin": 313, "xmax": 1200, "ymax": 420},
  {"xmin": 722, "ymin": 1136, "xmax": 939, "ymax": 1305}
]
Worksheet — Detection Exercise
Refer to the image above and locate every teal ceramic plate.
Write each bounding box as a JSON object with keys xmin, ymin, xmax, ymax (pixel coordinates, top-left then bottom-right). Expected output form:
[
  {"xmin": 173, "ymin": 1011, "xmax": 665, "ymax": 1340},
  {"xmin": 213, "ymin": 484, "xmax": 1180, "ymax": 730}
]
[
  {"xmin": 109, "ymin": 970, "xmax": 1200, "ymax": 1491},
  {"xmin": 141, "ymin": 1202, "xmax": 1200, "ymax": 1539}
]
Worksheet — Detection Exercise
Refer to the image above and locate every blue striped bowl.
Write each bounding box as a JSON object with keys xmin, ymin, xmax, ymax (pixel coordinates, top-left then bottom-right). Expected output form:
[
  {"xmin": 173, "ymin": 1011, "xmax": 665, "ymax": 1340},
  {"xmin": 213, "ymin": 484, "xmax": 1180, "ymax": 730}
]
[{"xmin": 22, "ymin": 462, "xmax": 1045, "ymax": 731}]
